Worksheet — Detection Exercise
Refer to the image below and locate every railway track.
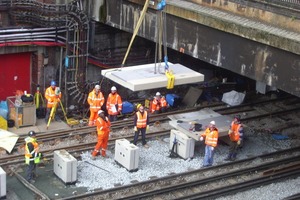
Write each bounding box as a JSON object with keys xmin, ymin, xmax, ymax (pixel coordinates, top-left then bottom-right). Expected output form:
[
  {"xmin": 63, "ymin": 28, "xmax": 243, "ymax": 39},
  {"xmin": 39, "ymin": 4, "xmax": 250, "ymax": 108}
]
[
  {"xmin": 2, "ymin": 95, "xmax": 300, "ymax": 165},
  {"xmin": 3, "ymin": 94, "xmax": 300, "ymax": 199},
  {"xmin": 12, "ymin": 95, "xmax": 300, "ymax": 146},
  {"xmin": 57, "ymin": 146, "xmax": 300, "ymax": 200}
]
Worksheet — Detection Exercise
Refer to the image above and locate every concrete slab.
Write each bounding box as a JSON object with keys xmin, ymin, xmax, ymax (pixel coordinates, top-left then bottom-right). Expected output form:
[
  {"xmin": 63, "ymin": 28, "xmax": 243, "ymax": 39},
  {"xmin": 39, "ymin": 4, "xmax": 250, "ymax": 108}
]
[
  {"xmin": 101, "ymin": 62, "xmax": 204, "ymax": 91},
  {"xmin": 176, "ymin": 115, "xmax": 233, "ymax": 141},
  {"xmin": 168, "ymin": 108, "xmax": 232, "ymax": 140},
  {"xmin": 168, "ymin": 108, "xmax": 221, "ymax": 122}
]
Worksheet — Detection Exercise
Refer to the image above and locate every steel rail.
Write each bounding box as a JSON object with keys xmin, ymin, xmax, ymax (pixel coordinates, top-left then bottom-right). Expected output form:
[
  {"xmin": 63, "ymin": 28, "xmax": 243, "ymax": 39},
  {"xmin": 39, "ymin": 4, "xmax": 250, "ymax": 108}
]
[
  {"xmin": 57, "ymin": 146, "xmax": 300, "ymax": 199},
  {"xmin": 0, "ymin": 130, "xmax": 171, "ymax": 166},
  {"xmin": 8, "ymin": 95, "xmax": 300, "ymax": 159},
  {"xmin": 122, "ymin": 156, "xmax": 300, "ymax": 199}
]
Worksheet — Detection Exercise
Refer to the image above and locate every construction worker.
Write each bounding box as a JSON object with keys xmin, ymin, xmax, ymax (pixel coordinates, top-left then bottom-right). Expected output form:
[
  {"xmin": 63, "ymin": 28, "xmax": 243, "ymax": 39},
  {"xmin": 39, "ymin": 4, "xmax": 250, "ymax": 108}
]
[
  {"xmin": 133, "ymin": 104, "xmax": 150, "ymax": 148},
  {"xmin": 200, "ymin": 121, "xmax": 219, "ymax": 167},
  {"xmin": 106, "ymin": 86, "xmax": 122, "ymax": 122},
  {"xmin": 25, "ymin": 131, "xmax": 42, "ymax": 184},
  {"xmin": 91, "ymin": 110, "xmax": 111, "ymax": 159},
  {"xmin": 151, "ymin": 92, "xmax": 167, "ymax": 114},
  {"xmin": 45, "ymin": 80, "xmax": 62, "ymax": 123},
  {"xmin": 225, "ymin": 115, "xmax": 244, "ymax": 161},
  {"xmin": 87, "ymin": 85, "xmax": 104, "ymax": 126}
]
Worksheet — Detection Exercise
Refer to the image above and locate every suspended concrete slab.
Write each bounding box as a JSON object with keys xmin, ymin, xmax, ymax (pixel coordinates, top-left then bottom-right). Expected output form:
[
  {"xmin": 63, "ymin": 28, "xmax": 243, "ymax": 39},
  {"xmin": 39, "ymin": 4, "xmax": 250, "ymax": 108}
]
[{"xmin": 101, "ymin": 63, "xmax": 204, "ymax": 91}]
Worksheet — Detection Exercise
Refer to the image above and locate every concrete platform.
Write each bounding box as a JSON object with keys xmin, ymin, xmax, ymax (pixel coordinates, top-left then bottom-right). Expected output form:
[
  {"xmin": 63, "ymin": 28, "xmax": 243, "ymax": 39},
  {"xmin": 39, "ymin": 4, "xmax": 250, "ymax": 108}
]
[
  {"xmin": 101, "ymin": 62, "xmax": 204, "ymax": 91},
  {"xmin": 8, "ymin": 118, "xmax": 71, "ymax": 136},
  {"xmin": 168, "ymin": 108, "xmax": 232, "ymax": 141}
]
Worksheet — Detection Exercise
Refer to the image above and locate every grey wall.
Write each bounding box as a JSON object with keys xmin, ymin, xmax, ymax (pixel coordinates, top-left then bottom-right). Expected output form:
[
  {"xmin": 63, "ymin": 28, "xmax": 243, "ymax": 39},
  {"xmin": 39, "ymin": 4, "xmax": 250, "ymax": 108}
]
[{"xmin": 104, "ymin": 0, "xmax": 300, "ymax": 97}]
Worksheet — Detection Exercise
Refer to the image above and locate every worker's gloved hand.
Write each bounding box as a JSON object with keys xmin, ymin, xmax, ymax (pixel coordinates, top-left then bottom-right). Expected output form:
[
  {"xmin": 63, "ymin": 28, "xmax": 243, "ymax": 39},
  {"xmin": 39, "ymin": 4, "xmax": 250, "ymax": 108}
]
[
  {"xmin": 228, "ymin": 130, "xmax": 233, "ymax": 135},
  {"xmin": 237, "ymin": 140, "xmax": 241, "ymax": 145},
  {"xmin": 134, "ymin": 126, "xmax": 137, "ymax": 132},
  {"xmin": 146, "ymin": 125, "xmax": 149, "ymax": 130},
  {"xmin": 48, "ymin": 99, "xmax": 52, "ymax": 103},
  {"xmin": 211, "ymin": 147, "xmax": 214, "ymax": 151},
  {"xmin": 200, "ymin": 136, "xmax": 204, "ymax": 141}
]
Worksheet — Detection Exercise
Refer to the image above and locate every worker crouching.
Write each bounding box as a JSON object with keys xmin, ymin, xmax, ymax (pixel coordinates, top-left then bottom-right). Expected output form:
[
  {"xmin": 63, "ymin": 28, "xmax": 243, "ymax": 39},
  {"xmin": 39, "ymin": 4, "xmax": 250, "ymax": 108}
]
[
  {"xmin": 200, "ymin": 121, "xmax": 219, "ymax": 167},
  {"xmin": 151, "ymin": 92, "xmax": 168, "ymax": 114},
  {"xmin": 92, "ymin": 110, "xmax": 111, "ymax": 160}
]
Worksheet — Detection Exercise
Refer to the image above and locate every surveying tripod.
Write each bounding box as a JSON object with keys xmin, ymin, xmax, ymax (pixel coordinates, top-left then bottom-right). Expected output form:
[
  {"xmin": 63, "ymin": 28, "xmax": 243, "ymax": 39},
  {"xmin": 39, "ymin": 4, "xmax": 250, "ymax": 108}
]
[
  {"xmin": 46, "ymin": 99, "xmax": 60, "ymax": 129},
  {"xmin": 46, "ymin": 98, "xmax": 79, "ymax": 129},
  {"xmin": 34, "ymin": 85, "xmax": 45, "ymax": 109}
]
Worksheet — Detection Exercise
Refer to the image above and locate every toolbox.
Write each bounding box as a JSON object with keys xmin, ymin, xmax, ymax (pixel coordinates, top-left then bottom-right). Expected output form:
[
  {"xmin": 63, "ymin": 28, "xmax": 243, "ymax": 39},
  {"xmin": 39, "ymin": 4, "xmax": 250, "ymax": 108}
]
[
  {"xmin": 169, "ymin": 129, "xmax": 195, "ymax": 159},
  {"xmin": 114, "ymin": 139, "xmax": 139, "ymax": 172},
  {"xmin": 53, "ymin": 149, "xmax": 77, "ymax": 184}
]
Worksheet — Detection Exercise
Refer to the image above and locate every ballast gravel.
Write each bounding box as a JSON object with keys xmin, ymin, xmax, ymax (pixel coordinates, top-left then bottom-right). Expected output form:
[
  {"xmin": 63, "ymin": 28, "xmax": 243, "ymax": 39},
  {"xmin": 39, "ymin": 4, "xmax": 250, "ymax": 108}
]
[{"xmin": 75, "ymin": 127, "xmax": 299, "ymax": 200}]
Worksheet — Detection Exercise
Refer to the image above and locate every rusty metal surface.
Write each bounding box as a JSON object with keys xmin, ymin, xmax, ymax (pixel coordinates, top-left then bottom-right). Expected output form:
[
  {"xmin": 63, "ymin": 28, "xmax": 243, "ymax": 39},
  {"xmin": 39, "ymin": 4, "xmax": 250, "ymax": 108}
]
[{"xmin": 106, "ymin": 0, "xmax": 300, "ymax": 97}]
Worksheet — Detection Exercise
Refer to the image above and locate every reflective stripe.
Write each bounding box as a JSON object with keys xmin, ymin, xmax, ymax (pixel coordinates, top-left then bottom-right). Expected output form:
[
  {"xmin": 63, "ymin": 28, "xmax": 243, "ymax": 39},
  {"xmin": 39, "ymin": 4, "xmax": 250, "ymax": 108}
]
[
  {"xmin": 96, "ymin": 117, "xmax": 110, "ymax": 135},
  {"xmin": 136, "ymin": 111, "xmax": 147, "ymax": 128},
  {"xmin": 201, "ymin": 128, "xmax": 219, "ymax": 147},
  {"xmin": 106, "ymin": 93, "xmax": 122, "ymax": 115},
  {"xmin": 25, "ymin": 138, "xmax": 39, "ymax": 163},
  {"xmin": 230, "ymin": 122, "xmax": 242, "ymax": 141},
  {"xmin": 88, "ymin": 91, "xmax": 104, "ymax": 112},
  {"xmin": 151, "ymin": 97, "xmax": 167, "ymax": 112},
  {"xmin": 45, "ymin": 86, "xmax": 61, "ymax": 108}
]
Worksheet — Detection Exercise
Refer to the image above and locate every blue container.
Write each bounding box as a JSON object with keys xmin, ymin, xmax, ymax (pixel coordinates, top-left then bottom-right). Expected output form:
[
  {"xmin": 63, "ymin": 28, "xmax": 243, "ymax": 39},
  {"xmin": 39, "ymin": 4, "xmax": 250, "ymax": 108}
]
[
  {"xmin": 166, "ymin": 94, "xmax": 181, "ymax": 107},
  {"xmin": 122, "ymin": 101, "xmax": 134, "ymax": 114},
  {"xmin": 0, "ymin": 101, "xmax": 8, "ymax": 119}
]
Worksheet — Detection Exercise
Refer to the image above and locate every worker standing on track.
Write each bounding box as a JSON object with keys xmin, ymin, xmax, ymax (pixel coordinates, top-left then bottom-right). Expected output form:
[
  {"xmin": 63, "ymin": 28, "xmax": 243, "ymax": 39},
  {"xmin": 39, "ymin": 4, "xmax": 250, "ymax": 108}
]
[
  {"xmin": 151, "ymin": 92, "xmax": 167, "ymax": 114},
  {"xmin": 133, "ymin": 104, "xmax": 150, "ymax": 148},
  {"xmin": 25, "ymin": 131, "xmax": 42, "ymax": 184},
  {"xmin": 106, "ymin": 86, "xmax": 122, "ymax": 122},
  {"xmin": 200, "ymin": 121, "xmax": 219, "ymax": 167},
  {"xmin": 45, "ymin": 80, "xmax": 62, "ymax": 123},
  {"xmin": 225, "ymin": 115, "xmax": 244, "ymax": 161},
  {"xmin": 91, "ymin": 110, "xmax": 111, "ymax": 159},
  {"xmin": 87, "ymin": 85, "xmax": 104, "ymax": 126}
]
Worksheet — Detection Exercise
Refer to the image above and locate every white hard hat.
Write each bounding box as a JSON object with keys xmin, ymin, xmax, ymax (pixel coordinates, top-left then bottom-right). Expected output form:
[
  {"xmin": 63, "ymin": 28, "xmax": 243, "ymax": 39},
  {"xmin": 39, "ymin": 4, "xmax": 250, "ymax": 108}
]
[
  {"xmin": 156, "ymin": 92, "xmax": 161, "ymax": 96},
  {"xmin": 98, "ymin": 110, "xmax": 104, "ymax": 115},
  {"xmin": 210, "ymin": 121, "xmax": 216, "ymax": 126},
  {"xmin": 95, "ymin": 85, "xmax": 100, "ymax": 90},
  {"xmin": 111, "ymin": 86, "xmax": 117, "ymax": 91}
]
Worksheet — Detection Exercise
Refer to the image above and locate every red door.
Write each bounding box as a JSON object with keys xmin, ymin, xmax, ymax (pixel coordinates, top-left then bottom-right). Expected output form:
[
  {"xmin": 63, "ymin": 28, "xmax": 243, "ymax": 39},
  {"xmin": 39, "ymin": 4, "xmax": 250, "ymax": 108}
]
[{"xmin": 0, "ymin": 52, "xmax": 31, "ymax": 101}]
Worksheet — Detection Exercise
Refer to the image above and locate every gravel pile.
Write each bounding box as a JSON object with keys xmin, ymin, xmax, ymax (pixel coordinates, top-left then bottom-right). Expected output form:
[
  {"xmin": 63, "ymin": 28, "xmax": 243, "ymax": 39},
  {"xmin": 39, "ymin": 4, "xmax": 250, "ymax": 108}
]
[
  {"xmin": 216, "ymin": 177, "xmax": 300, "ymax": 200},
  {"xmin": 75, "ymin": 124, "xmax": 296, "ymax": 194}
]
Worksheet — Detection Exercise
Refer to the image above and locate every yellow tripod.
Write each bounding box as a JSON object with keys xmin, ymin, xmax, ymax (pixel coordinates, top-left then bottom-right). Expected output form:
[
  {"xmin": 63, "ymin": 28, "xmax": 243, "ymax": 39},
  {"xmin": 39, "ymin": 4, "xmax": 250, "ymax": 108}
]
[
  {"xmin": 46, "ymin": 100, "xmax": 79, "ymax": 129},
  {"xmin": 46, "ymin": 100, "xmax": 59, "ymax": 129},
  {"xmin": 34, "ymin": 85, "xmax": 45, "ymax": 109}
]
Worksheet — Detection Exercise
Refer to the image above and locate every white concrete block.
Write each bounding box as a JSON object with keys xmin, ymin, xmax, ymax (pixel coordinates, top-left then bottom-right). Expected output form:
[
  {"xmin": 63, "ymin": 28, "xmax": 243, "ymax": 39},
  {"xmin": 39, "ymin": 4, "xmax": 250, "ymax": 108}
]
[
  {"xmin": 54, "ymin": 149, "xmax": 77, "ymax": 184},
  {"xmin": 114, "ymin": 139, "xmax": 139, "ymax": 172},
  {"xmin": 169, "ymin": 129, "xmax": 195, "ymax": 159},
  {"xmin": 101, "ymin": 63, "xmax": 204, "ymax": 91},
  {"xmin": 0, "ymin": 167, "xmax": 6, "ymax": 198}
]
